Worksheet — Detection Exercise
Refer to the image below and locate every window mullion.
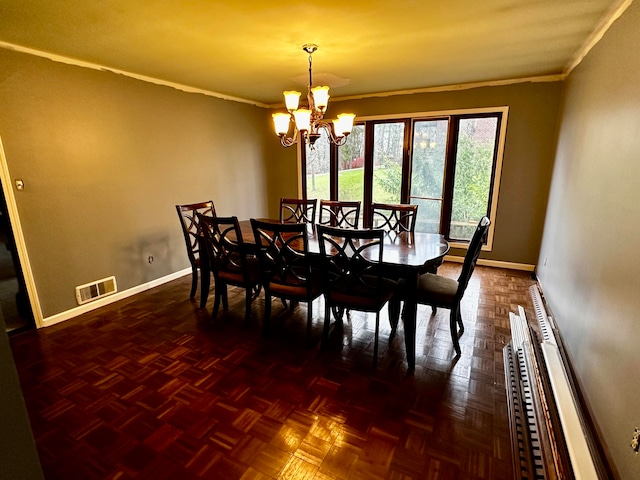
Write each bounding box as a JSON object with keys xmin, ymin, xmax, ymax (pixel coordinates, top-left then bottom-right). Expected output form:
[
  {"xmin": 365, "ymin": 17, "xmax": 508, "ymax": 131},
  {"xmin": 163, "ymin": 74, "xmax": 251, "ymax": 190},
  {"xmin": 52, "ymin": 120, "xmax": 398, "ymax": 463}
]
[
  {"xmin": 441, "ymin": 117, "xmax": 459, "ymax": 238},
  {"xmin": 485, "ymin": 113, "xmax": 502, "ymax": 216},
  {"xmin": 362, "ymin": 121, "xmax": 375, "ymax": 228},
  {"xmin": 400, "ymin": 118, "xmax": 412, "ymax": 204},
  {"xmin": 330, "ymin": 144, "xmax": 338, "ymax": 200},
  {"xmin": 300, "ymin": 143, "xmax": 308, "ymax": 199}
]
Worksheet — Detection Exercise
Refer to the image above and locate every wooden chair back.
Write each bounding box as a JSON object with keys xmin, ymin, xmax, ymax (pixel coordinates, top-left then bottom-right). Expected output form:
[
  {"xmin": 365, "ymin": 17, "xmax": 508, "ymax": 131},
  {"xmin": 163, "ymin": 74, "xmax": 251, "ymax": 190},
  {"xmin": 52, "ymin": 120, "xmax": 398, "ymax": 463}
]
[
  {"xmin": 456, "ymin": 216, "xmax": 491, "ymax": 299},
  {"xmin": 371, "ymin": 203, "xmax": 418, "ymax": 233},
  {"xmin": 279, "ymin": 197, "xmax": 317, "ymax": 224},
  {"xmin": 175, "ymin": 201, "xmax": 216, "ymax": 265},
  {"xmin": 175, "ymin": 200, "xmax": 216, "ymax": 298},
  {"xmin": 250, "ymin": 219, "xmax": 311, "ymax": 290},
  {"xmin": 198, "ymin": 215, "xmax": 249, "ymax": 279},
  {"xmin": 317, "ymin": 225, "xmax": 387, "ymax": 306},
  {"xmin": 318, "ymin": 200, "xmax": 361, "ymax": 228}
]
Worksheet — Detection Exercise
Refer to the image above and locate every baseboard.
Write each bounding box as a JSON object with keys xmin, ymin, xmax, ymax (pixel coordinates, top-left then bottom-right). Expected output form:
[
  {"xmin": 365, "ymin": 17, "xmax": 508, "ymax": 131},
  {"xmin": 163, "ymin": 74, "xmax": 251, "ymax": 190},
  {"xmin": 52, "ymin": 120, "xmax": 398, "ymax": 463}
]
[
  {"xmin": 40, "ymin": 257, "xmax": 534, "ymax": 327},
  {"xmin": 444, "ymin": 255, "xmax": 536, "ymax": 272},
  {"xmin": 41, "ymin": 268, "xmax": 192, "ymax": 328}
]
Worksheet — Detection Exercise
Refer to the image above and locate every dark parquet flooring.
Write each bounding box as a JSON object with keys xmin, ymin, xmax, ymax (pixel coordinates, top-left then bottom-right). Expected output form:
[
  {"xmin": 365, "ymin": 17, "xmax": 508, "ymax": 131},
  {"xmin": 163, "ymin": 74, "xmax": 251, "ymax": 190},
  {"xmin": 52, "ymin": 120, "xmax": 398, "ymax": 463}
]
[{"xmin": 10, "ymin": 263, "xmax": 537, "ymax": 480}]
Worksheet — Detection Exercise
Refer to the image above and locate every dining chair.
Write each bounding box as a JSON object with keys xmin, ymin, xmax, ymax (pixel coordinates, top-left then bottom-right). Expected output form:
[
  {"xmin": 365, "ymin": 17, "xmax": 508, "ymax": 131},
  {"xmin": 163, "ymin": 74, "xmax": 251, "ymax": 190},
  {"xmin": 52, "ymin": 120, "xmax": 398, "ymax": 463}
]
[
  {"xmin": 371, "ymin": 203, "xmax": 418, "ymax": 233},
  {"xmin": 317, "ymin": 225, "xmax": 398, "ymax": 366},
  {"xmin": 250, "ymin": 219, "xmax": 323, "ymax": 341},
  {"xmin": 175, "ymin": 201, "xmax": 216, "ymax": 299},
  {"xmin": 198, "ymin": 214, "xmax": 262, "ymax": 326},
  {"xmin": 389, "ymin": 216, "xmax": 490, "ymax": 356},
  {"xmin": 318, "ymin": 200, "xmax": 361, "ymax": 228},
  {"xmin": 280, "ymin": 197, "xmax": 317, "ymax": 224}
]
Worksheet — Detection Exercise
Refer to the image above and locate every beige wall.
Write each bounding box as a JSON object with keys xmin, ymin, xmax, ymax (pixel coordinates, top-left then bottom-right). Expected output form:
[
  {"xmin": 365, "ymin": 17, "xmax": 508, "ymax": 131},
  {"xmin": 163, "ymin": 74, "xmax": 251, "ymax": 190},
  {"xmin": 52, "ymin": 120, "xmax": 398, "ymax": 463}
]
[
  {"xmin": 0, "ymin": 48, "xmax": 565, "ymax": 316},
  {"xmin": 265, "ymin": 135, "xmax": 300, "ymax": 218},
  {"xmin": 2, "ymin": 6, "xmax": 632, "ymax": 475},
  {"xmin": 538, "ymin": 1, "xmax": 640, "ymax": 477},
  {"xmin": 0, "ymin": 49, "xmax": 271, "ymax": 318},
  {"xmin": 271, "ymin": 81, "xmax": 564, "ymax": 265}
]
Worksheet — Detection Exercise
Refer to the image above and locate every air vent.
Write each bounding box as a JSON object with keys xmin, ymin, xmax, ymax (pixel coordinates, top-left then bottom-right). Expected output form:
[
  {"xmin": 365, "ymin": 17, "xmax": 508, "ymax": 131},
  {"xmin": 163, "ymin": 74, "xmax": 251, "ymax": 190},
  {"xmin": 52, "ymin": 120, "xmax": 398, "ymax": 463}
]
[{"xmin": 75, "ymin": 276, "xmax": 117, "ymax": 305}]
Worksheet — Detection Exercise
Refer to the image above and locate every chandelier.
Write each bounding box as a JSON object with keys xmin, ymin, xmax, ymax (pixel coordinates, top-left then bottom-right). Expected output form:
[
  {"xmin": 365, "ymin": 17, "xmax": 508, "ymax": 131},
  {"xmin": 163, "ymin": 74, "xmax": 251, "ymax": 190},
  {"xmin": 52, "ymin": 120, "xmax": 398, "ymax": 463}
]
[{"xmin": 272, "ymin": 44, "xmax": 355, "ymax": 148}]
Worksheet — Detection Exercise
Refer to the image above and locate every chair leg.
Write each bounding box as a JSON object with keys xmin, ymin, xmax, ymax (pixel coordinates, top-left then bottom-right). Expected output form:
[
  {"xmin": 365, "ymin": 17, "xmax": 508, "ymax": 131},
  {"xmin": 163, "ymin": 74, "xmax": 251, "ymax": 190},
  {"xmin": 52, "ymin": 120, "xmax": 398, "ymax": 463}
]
[
  {"xmin": 222, "ymin": 286, "xmax": 229, "ymax": 310},
  {"xmin": 388, "ymin": 300, "xmax": 401, "ymax": 334},
  {"xmin": 456, "ymin": 308, "xmax": 464, "ymax": 333},
  {"xmin": 200, "ymin": 269, "xmax": 211, "ymax": 308},
  {"xmin": 450, "ymin": 306, "xmax": 461, "ymax": 355},
  {"xmin": 306, "ymin": 301, "xmax": 313, "ymax": 343},
  {"xmin": 190, "ymin": 266, "xmax": 198, "ymax": 299},
  {"xmin": 373, "ymin": 312, "xmax": 380, "ymax": 367},
  {"xmin": 212, "ymin": 283, "xmax": 224, "ymax": 319},
  {"xmin": 244, "ymin": 288, "xmax": 253, "ymax": 327},
  {"xmin": 332, "ymin": 306, "xmax": 345, "ymax": 323},
  {"xmin": 431, "ymin": 306, "xmax": 437, "ymax": 315},
  {"xmin": 322, "ymin": 302, "xmax": 331, "ymax": 346},
  {"xmin": 263, "ymin": 292, "xmax": 272, "ymax": 336}
]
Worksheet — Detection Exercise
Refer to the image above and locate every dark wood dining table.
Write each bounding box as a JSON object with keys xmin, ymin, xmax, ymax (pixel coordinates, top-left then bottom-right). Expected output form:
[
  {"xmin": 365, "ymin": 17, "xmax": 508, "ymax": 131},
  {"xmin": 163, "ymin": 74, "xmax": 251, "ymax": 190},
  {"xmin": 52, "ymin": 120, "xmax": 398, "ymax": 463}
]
[{"xmin": 237, "ymin": 219, "xmax": 450, "ymax": 371}]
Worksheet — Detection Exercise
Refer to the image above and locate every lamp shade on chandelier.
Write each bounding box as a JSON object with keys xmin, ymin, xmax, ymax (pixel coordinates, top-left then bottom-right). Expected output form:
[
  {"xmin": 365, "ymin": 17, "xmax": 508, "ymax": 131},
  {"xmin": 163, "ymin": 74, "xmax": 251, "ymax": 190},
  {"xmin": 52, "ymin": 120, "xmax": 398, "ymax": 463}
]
[{"xmin": 273, "ymin": 44, "xmax": 355, "ymax": 148}]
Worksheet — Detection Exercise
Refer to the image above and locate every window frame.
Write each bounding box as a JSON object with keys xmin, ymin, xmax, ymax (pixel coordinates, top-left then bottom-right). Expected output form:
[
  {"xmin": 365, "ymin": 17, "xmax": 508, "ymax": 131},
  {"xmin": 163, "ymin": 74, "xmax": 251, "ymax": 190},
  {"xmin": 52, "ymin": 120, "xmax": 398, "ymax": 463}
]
[{"xmin": 299, "ymin": 106, "xmax": 509, "ymax": 251}]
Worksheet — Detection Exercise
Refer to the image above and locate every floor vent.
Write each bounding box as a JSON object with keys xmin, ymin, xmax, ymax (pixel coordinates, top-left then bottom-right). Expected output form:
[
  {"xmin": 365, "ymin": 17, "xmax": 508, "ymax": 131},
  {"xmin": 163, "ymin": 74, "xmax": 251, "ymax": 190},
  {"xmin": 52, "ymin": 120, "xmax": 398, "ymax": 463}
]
[{"xmin": 75, "ymin": 276, "xmax": 117, "ymax": 305}]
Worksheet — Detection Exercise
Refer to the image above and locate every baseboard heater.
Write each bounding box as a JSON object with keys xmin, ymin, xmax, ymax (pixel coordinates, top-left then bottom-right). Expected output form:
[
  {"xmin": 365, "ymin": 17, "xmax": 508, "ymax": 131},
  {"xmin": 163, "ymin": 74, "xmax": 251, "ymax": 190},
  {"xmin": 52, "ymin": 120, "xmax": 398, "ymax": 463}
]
[{"xmin": 503, "ymin": 285, "xmax": 608, "ymax": 479}]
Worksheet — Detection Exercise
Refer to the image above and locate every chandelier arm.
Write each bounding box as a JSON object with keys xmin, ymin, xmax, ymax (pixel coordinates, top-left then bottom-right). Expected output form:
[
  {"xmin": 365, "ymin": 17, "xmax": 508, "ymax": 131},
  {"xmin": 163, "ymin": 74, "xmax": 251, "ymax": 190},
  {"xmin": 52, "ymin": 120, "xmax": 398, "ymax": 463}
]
[
  {"xmin": 278, "ymin": 126, "xmax": 299, "ymax": 148},
  {"xmin": 279, "ymin": 136, "xmax": 297, "ymax": 148},
  {"xmin": 317, "ymin": 121, "xmax": 350, "ymax": 146}
]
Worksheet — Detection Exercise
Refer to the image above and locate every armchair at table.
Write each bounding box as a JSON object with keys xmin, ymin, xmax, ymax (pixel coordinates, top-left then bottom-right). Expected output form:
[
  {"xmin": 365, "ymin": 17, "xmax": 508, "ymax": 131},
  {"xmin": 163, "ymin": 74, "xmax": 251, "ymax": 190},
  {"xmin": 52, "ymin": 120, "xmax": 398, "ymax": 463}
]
[
  {"xmin": 251, "ymin": 219, "xmax": 323, "ymax": 342},
  {"xmin": 175, "ymin": 201, "xmax": 216, "ymax": 299},
  {"xmin": 317, "ymin": 225, "xmax": 398, "ymax": 366},
  {"xmin": 198, "ymin": 215, "xmax": 262, "ymax": 326},
  {"xmin": 389, "ymin": 216, "xmax": 490, "ymax": 355}
]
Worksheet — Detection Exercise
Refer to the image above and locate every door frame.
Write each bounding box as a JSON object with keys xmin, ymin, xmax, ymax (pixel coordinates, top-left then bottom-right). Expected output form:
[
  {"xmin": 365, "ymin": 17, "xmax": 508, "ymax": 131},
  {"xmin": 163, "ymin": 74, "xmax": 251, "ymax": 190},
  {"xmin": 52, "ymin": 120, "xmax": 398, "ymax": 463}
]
[{"xmin": 0, "ymin": 137, "xmax": 43, "ymax": 328}]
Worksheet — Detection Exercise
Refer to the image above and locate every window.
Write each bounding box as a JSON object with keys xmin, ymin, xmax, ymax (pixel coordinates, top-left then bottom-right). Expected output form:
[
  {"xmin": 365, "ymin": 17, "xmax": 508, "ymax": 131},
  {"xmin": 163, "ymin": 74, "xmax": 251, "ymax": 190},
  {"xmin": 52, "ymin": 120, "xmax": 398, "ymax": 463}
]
[
  {"xmin": 410, "ymin": 119, "xmax": 448, "ymax": 234},
  {"xmin": 371, "ymin": 122, "xmax": 405, "ymax": 205},
  {"xmin": 301, "ymin": 107, "xmax": 507, "ymax": 248},
  {"xmin": 338, "ymin": 124, "xmax": 365, "ymax": 204},
  {"xmin": 305, "ymin": 128, "xmax": 331, "ymax": 201},
  {"xmin": 449, "ymin": 116, "xmax": 499, "ymax": 241}
]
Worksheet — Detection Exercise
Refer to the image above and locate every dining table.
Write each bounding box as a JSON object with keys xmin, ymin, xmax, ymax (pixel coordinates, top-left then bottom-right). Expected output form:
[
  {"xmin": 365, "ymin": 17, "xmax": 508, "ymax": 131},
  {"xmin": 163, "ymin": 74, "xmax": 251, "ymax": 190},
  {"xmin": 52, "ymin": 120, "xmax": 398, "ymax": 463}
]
[{"xmin": 236, "ymin": 219, "xmax": 450, "ymax": 371}]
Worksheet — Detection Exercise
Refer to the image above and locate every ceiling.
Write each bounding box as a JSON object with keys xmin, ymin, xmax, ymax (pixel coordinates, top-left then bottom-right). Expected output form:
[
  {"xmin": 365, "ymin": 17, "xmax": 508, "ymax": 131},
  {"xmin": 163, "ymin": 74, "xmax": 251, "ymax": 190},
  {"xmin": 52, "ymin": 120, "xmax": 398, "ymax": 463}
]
[{"xmin": 0, "ymin": 0, "xmax": 629, "ymax": 106}]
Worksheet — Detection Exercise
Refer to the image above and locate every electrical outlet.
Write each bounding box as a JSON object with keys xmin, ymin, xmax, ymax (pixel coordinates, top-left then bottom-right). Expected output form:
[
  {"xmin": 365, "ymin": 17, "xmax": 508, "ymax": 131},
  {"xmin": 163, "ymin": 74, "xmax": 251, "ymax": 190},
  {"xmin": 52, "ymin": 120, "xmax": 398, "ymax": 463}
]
[
  {"xmin": 148, "ymin": 256, "xmax": 154, "ymax": 264},
  {"xmin": 631, "ymin": 427, "xmax": 640, "ymax": 454}
]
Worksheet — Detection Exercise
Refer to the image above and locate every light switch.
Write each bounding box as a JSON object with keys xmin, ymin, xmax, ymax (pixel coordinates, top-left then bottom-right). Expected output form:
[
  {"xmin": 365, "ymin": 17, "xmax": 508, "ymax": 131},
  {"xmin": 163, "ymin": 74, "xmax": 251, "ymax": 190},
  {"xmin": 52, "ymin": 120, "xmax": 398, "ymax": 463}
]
[{"xmin": 15, "ymin": 179, "xmax": 24, "ymax": 191}]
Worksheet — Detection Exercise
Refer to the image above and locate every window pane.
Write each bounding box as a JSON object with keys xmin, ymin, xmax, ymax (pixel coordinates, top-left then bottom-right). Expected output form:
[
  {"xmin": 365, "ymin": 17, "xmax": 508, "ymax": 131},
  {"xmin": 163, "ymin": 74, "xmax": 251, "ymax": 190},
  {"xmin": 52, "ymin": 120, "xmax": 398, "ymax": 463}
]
[
  {"xmin": 450, "ymin": 117, "xmax": 498, "ymax": 240},
  {"xmin": 338, "ymin": 124, "xmax": 365, "ymax": 204},
  {"xmin": 412, "ymin": 198, "xmax": 442, "ymax": 233},
  {"xmin": 410, "ymin": 119, "xmax": 448, "ymax": 233},
  {"xmin": 372, "ymin": 122, "xmax": 405, "ymax": 204},
  {"xmin": 305, "ymin": 128, "xmax": 330, "ymax": 200}
]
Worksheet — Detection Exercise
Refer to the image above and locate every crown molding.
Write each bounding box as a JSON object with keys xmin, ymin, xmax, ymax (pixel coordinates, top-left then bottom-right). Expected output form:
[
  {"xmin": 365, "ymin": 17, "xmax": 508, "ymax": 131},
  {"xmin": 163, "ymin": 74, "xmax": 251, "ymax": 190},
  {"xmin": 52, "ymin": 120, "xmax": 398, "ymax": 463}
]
[{"xmin": 0, "ymin": 41, "xmax": 270, "ymax": 108}]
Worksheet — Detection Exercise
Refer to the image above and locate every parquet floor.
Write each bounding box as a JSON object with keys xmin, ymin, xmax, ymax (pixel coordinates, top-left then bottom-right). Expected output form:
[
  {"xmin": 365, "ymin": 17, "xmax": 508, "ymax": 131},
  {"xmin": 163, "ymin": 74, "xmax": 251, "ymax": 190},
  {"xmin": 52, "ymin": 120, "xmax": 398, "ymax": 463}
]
[{"xmin": 10, "ymin": 263, "xmax": 537, "ymax": 479}]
